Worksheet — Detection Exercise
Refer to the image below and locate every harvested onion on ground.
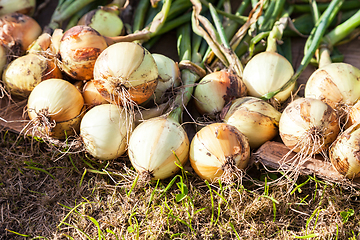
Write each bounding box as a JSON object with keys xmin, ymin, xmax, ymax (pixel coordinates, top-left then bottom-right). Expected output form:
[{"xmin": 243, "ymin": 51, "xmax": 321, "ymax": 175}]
[
  {"xmin": 329, "ymin": 123, "xmax": 360, "ymax": 179},
  {"xmin": 279, "ymin": 97, "xmax": 340, "ymax": 156},
  {"xmin": 27, "ymin": 78, "xmax": 84, "ymax": 139},
  {"xmin": 190, "ymin": 122, "xmax": 250, "ymax": 183},
  {"xmin": 80, "ymin": 103, "xmax": 133, "ymax": 160},
  {"xmin": 193, "ymin": 70, "xmax": 247, "ymax": 119},
  {"xmin": 223, "ymin": 96, "xmax": 281, "ymax": 149},
  {"xmin": 93, "ymin": 41, "xmax": 159, "ymax": 106},
  {"xmin": 82, "ymin": 80, "xmax": 109, "ymax": 107},
  {"xmin": 2, "ymin": 53, "xmax": 62, "ymax": 98}
]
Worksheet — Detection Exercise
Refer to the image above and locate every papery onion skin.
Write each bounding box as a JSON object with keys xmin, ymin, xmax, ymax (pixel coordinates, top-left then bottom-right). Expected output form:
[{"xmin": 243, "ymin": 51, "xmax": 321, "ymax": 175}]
[
  {"xmin": 2, "ymin": 53, "xmax": 62, "ymax": 98},
  {"xmin": 93, "ymin": 42, "xmax": 159, "ymax": 105},
  {"xmin": 347, "ymin": 100, "xmax": 360, "ymax": 128},
  {"xmin": 279, "ymin": 98, "xmax": 340, "ymax": 155},
  {"xmin": 80, "ymin": 104, "xmax": 132, "ymax": 160},
  {"xmin": 329, "ymin": 123, "xmax": 360, "ymax": 179},
  {"xmin": 59, "ymin": 25, "xmax": 108, "ymax": 81},
  {"xmin": 189, "ymin": 122, "xmax": 250, "ymax": 183},
  {"xmin": 82, "ymin": 80, "xmax": 109, "ymax": 107},
  {"xmin": 305, "ymin": 63, "xmax": 360, "ymax": 118},
  {"xmin": 128, "ymin": 116, "xmax": 189, "ymax": 180},
  {"xmin": 223, "ymin": 96, "xmax": 281, "ymax": 149},
  {"xmin": 242, "ymin": 51, "xmax": 295, "ymax": 103},
  {"xmin": 194, "ymin": 70, "xmax": 247, "ymax": 118}
]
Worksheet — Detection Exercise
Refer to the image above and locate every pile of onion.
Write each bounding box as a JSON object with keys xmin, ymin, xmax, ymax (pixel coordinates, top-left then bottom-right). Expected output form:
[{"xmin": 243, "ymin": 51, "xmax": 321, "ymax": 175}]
[
  {"xmin": 27, "ymin": 78, "xmax": 84, "ymax": 139},
  {"xmin": 223, "ymin": 96, "xmax": 281, "ymax": 149},
  {"xmin": 189, "ymin": 122, "xmax": 250, "ymax": 183}
]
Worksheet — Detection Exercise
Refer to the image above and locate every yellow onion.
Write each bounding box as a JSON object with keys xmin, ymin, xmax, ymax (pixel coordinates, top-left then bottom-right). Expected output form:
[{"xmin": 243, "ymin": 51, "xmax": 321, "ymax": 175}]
[
  {"xmin": 93, "ymin": 42, "xmax": 159, "ymax": 105},
  {"xmin": 78, "ymin": 6, "xmax": 124, "ymax": 37},
  {"xmin": 82, "ymin": 80, "xmax": 108, "ymax": 107},
  {"xmin": 347, "ymin": 100, "xmax": 360, "ymax": 128},
  {"xmin": 0, "ymin": 44, "xmax": 7, "ymax": 76},
  {"xmin": 27, "ymin": 78, "xmax": 84, "ymax": 139},
  {"xmin": 304, "ymin": 63, "xmax": 360, "ymax": 119},
  {"xmin": 242, "ymin": 51, "xmax": 295, "ymax": 103},
  {"xmin": 128, "ymin": 116, "xmax": 189, "ymax": 180},
  {"xmin": 0, "ymin": 13, "xmax": 41, "ymax": 57},
  {"xmin": 194, "ymin": 70, "xmax": 247, "ymax": 118},
  {"xmin": 80, "ymin": 103, "xmax": 133, "ymax": 160},
  {"xmin": 59, "ymin": 25, "xmax": 108, "ymax": 80},
  {"xmin": 2, "ymin": 53, "xmax": 62, "ymax": 98},
  {"xmin": 0, "ymin": 0, "xmax": 36, "ymax": 16},
  {"xmin": 329, "ymin": 123, "xmax": 360, "ymax": 179},
  {"xmin": 223, "ymin": 96, "xmax": 281, "ymax": 149},
  {"xmin": 279, "ymin": 97, "xmax": 340, "ymax": 155},
  {"xmin": 148, "ymin": 53, "xmax": 181, "ymax": 104},
  {"xmin": 189, "ymin": 122, "xmax": 250, "ymax": 183}
]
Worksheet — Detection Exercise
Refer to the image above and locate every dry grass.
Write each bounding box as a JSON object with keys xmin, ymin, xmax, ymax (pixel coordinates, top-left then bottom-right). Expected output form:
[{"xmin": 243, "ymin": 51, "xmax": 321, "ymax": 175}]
[{"xmin": 1, "ymin": 129, "xmax": 360, "ymax": 240}]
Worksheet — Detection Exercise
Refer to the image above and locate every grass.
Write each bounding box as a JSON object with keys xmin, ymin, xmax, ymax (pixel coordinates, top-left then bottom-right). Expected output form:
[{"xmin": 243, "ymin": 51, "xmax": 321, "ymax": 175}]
[{"xmin": 1, "ymin": 129, "xmax": 360, "ymax": 239}]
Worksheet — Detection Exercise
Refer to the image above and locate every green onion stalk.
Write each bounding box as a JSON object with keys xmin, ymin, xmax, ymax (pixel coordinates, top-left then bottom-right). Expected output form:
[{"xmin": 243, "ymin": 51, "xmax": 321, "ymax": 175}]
[{"xmin": 127, "ymin": 22, "xmax": 206, "ymax": 181}]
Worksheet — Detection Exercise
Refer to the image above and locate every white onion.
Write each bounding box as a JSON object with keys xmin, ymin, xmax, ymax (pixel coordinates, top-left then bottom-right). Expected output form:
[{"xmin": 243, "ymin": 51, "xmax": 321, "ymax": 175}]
[
  {"xmin": 80, "ymin": 104, "xmax": 133, "ymax": 160},
  {"xmin": 27, "ymin": 78, "xmax": 84, "ymax": 139},
  {"xmin": 279, "ymin": 97, "xmax": 340, "ymax": 155},
  {"xmin": 128, "ymin": 116, "xmax": 189, "ymax": 180},
  {"xmin": 82, "ymin": 80, "xmax": 109, "ymax": 107},
  {"xmin": 189, "ymin": 122, "xmax": 250, "ymax": 183},
  {"xmin": 223, "ymin": 96, "xmax": 281, "ymax": 149},
  {"xmin": 0, "ymin": 0, "xmax": 36, "ymax": 16},
  {"xmin": 242, "ymin": 51, "xmax": 295, "ymax": 103}
]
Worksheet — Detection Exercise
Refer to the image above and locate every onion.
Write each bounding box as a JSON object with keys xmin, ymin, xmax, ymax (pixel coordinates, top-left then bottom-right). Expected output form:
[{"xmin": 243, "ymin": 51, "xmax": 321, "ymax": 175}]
[
  {"xmin": 242, "ymin": 51, "xmax": 295, "ymax": 103},
  {"xmin": 0, "ymin": 13, "xmax": 41, "ymax": 57},
  {"xmin": 347, "ymin": 100, "xmax": 360, "ymax": 128},
  {"xmin": 80, "ymin": 103, "xmax": 133, "ymax": 160},
  {"xmin": 223, "ymin": 96, "xmax": 281, "ymax": 149},
  {"xmin": 149, "ymin": 53, "xmax": 181, "ymax": 105},
  {"xmin": 78, "ymin": 6, "xmax": 124, "ymax": 37},
  {"xmin": 82, "ymin": 80, "xmax": 108, "ymax": 107},
  {"xmin": 93, "ymin": 42, "xmax": 159, "ymax": 106},
  {"xmin": 0, "ymin": 0, "xmax": 36, "ymax": 16},
  {"xmin": 2, "ymin": 53, "xmax": 62, "ymax": 98},
  {"xmin": 189, "ymin": 122, "xmax": 250, "ymax": 183},
  {"xmin": 193, "ymin": 70, "xmax": 247, "ymax": 118},
  {"xmin": 329, "ymin": 123, "xmax": 360, "ymax": 179},
  {"xmin": 304, "ymin": 62, "xmax": 360, "ymax": 120},
  {"xmin": 59, "ymin": 25, "xmax": 108, "ymax": 81},
  {"xmin": 27, "ymin": 78, "xmax": 84, "ymax": 139},
  {"xmin": 128, "ymin": 116, "xmax": 189, "ymax": 180},
  {"xmin": 279, "ymin": 97, "xmax": 340, "ymax": 156}
]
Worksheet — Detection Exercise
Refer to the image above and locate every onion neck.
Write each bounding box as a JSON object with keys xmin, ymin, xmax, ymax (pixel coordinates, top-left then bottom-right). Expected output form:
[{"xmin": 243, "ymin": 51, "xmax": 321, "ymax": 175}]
[{"xmin": 317, "ymin": 46, "xmax": 332, "ymax": 68}]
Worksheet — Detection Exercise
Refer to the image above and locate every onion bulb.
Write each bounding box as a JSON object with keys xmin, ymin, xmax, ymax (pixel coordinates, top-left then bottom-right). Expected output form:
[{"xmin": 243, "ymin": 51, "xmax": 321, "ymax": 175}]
[
  {"xmin": 148, "ymin": 53, "xmax": 181, "ymax": 104},
  {"xmin": 329, "ymin": 123, "xmax": 360, "ymax": 179},
  {"xmin": 78, "ymin": 6, "xmax": 124, "ymax": 37},
  {"xmin": 304, "ymin": 63, "xmax": 360, "ymax": 120},
  {"xmin": 27, "ymin": 79, "xmax": 84, "ymax": 139},
  {"xmin": 347, "ymin": 100, "xmax": 360, "ymax": 128},
  {"xmin": 242, "ymin": 51, "xmax": 295, "ymax": 103},
  {"xmin": 80, "ymin": 103, "xmax": 133, "ymax": 160},
  {"xmin": 279, "ymin": 97, "xmax": 340, "ymax": 155},
  {"xmin": 93, "ymin": 42, "xmax": 159, "ymax": 105},
  {"xmin": 189, "ymin": 122, "xmax": 250, "ymax": 183},
  {"xmin": 128, "ymin": 116, "xmax": 189, "ymax": 180},
  {"xmin": 223, "ymin": 96, "xmax": 281, "ymax": 149},
  {"xmin": 0, "ymin": 0, "xmax": 36, "ymax": 16},
  {"xmin": 2, "ymin": 53, "xmax": 62, "ymax": 98},
  {"xmin": 0, "ymin": 13, "xmax": 41, "ymax": 57},
  {"xmin": 59, "ymin": 25, "xmax": 108, "ymax": 80},
  {"xmin": 82, "ymin": 80, "xmax": 108, "ymax": 107},
  {"xmin": 194, "ymin": 70, "xmax": 247, "ymax": 118}
]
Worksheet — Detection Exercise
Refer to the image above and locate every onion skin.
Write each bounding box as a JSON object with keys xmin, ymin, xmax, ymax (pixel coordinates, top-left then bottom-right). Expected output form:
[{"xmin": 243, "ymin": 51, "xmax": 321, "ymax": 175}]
[
  {"xmin": 329, "ymin": 123, "xmax": 360, "ymax": 179},
  {"xmin": 0, "ymin": 0, "xmax": 36, "ymax": 16},
  {"xmin": 189, "ymin": 122, "xmax": 250, "ymax": 183},
  {"xmin": 82, "ymin": 80, "xmax": 109, "ymax": 107},
  {"xmin": 80, "ymin": 104, "xmax": 132, "ymax": 160},
  {"xmin": 347, "ymin": 100, "xmax": 360, "ymax": 128},
  {"xmin": 279, "ymin": 98, "xmax": 340, "ymax": 155},
  {"xmin": 93, "ymin": 42, "xmax": 159, "ymax": 105},
  {"xmin": 223, "ymin": 96, "xmax": 281, "ymax": 149},
  {"xmin": 2, "ymin": 53, "xmax": 62, "ymax": 98},
  {"xmin": 194, "ymin": 70, "xmax": 247, "ymax": 118},
  {"xmin": 128, "ymin": 116, "xmax": 189, "ymax": 180},
  {"xmin": 242, "ymin": 51, "xmax": 295, "ymax": 103},
  {"xmin": 305, "ymin": 63, "xmax": 360, "ymax": 117},
  {"xmin": 59, "ymin": 25, "xmax": 108, "ymax": 80}
]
